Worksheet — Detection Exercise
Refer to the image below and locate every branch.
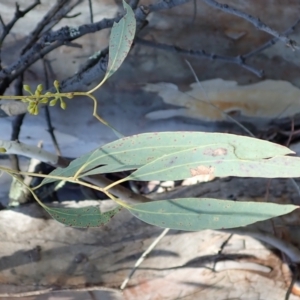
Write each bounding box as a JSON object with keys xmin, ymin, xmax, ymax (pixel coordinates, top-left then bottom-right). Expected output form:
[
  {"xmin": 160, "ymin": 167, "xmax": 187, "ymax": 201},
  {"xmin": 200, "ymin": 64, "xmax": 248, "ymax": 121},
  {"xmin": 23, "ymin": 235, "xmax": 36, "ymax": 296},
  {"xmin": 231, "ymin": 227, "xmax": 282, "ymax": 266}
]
[
  {"xmin": 9, "ymin": 75, "xmax": 26, "ymax": 173},
  {"xmin": 244, "ymin": 17, "xmax": 300, "ymax": 60},
  {"xmin": 0, "ymin": 0, "xmax": 85, "ymax": 83},
  {"xmin": 0, "ymin": 139, "xmax": 150, "ymax": 204},
  {"xmin": 135, "ymin": 37, "xmax": 264, "ymax": 77},
  {"xmin": 0, "ymin": 0, "xmax": 83, "ymax": 97},
  {"xmin": 0, "ymin": 0, "xmax": 193, "ymax": 117},
  {"xmin": 0, "ymin": 286, "xmax": 119, "ymax": 298},
  {"xmin": 0, "ymin": 0, "xmax": 40, "ymax": 69},
  {"xmin": 0, "ymin": 140, "xmax": 59, "ymax": 165},
  {"xmin": 0, "ymin": 0, "xmax": 40, "ymax": 45},
  {"xmin": 202, "ymin": 0, "xmax": 297, "ymax": 49},
  {"xmin": 221, "ymin": 228, "xmax": 300, "ymax": 263},
  {"xmin": 20, "ymin": 0, "xmax": 77, "ymax": 54},
  {"xmin": 0, "ymin": 0, "xmax": 192, "ymax": 81}
]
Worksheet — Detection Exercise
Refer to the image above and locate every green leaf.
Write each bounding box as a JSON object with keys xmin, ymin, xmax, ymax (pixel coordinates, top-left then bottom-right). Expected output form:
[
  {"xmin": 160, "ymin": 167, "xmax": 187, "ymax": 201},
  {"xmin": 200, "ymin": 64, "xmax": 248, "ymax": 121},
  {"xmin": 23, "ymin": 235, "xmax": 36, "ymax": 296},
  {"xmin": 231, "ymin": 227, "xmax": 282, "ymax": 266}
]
[
  {"xmin": 127, "ymin": 198, "xmax": 297, "ymax": 231},
  {"xmin": 105, "ymin": 0, "xmax": 136, "ymax": 79},
  {"xmin": 126, "ymin": 144, "xmax": 300, "ymax": 181},
  {"xmin": 44, "ymin": 205, "xmax": 121, "ymax": 228},
  {"xmin": 40, "ymin": 132, "xmax": 292, "ymax": 186}
]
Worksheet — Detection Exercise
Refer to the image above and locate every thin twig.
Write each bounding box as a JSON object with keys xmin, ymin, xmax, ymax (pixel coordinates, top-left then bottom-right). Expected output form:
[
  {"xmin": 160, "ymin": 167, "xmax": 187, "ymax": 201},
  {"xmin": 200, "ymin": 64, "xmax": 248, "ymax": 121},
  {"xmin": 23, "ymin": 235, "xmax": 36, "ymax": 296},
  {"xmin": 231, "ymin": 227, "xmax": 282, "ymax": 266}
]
[
  {"xmin": 0, "ymin": 139, "xmax": 150, "ymax": 204},
  {"xmin": 0, "ymin": 0, "xmax": 40, "ymax": 45},
  {"xmin": 88, "ymin": 0, "xmax": 94, "ymax": 24},
  {"xmin": 21, "ymin": 0, "xmax": 70, "ymax": 54},
  {"xmin": 42, "ymin": 59, "xmax": 61, "ymax": 156},
  {"xmin": 136, "ymin": 37, "xmax": 263, "ymax": 77},
  {"xmin": 0, "ymin": 286, "xmax": 119, "ymax": 298},
  {"xmin": 221, "ymin": 228, "xmax": 300, "ymax": 263},
  {"xmin": 120, "ymin": 228, "xmax": 170, "ymax": 290},
  {"xmin": 202, "ymin": 0, "xmax": 297, "ymax": 49},
  {"xmin": 244, "ymin": 18, "xmax": 300, "ymax": 59},
  {"xmin": 9, "ymin": 75, "xmax": 26, "ymax": 172},
  {"xmin": 0, "ymin": 0, "xmax": 193, "ymax": 117},
  {"xmin": 285, "ymin": 263, "xmax": 298, "ymax": 300},
  {"xmin": 64, "ymin": 12, "xmax": 82, "ymax": 19},
  {"xmin": 185, "ymin": 59, "xmax": 255, "ymax": 137},
  {"xmin": 0, "ymin": 0, "xmax": 40, "ymax": 69},
  {"xmin": 0, "ymin": 0, "xmax": 192, "ymax": 81}
]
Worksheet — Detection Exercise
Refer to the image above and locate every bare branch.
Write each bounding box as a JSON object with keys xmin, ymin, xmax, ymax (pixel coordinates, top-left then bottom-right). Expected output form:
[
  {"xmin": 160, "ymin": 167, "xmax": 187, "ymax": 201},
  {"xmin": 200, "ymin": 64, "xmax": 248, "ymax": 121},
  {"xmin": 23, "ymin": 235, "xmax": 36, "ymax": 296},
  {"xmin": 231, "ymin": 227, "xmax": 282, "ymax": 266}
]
[
  {"xmin": 202, "ymin": 0, "xmax": 297, "ymax": 49},
  {"xmin": 88, "ymin": 0, "xmax": 94, "ymax": 24},
  {"xmin": 0, "ymin": 0, "xmax": 40, "ymax": 45},
  {"xmin": 0, "ymin": 0, "xmax": 192, "ymax": 81},
  {"xmin": 221, "ymin": 228, "xmax": 300, "ymax": 263},
  {"xmin": 244, "ymin": 17, "xmax": 300, "ymax": 59},
  {"xmin": 9, "ymin": 75, "xmax": 26, "ymax": 173},
  {"xmin": 21, "ymin": 0, "xmax": 72, "ymax": 53},
  {"xmin": 0, "ymin": 0, "xmax": 40, "ymax": 69},
  {"xmin": 0, "ymin": 0, "xmax": 193, "ymax": 117},
  {"xmin": 0, "ymin": 286, "xmax": 119, "ymax": 298},
  {"xmin": 135, "ymin": 37, "xmax": 264, "ymax": 77}
]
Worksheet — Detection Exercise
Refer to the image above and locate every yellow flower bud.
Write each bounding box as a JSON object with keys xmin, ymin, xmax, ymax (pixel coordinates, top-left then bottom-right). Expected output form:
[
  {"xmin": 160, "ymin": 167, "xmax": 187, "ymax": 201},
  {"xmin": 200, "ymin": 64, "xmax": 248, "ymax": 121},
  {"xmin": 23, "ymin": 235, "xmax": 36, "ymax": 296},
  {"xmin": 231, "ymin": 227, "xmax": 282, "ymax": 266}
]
[
  {"xmin": 28, "ymin": 101, "xmax": 35, "ymax": 109},
  {"xmin": 39, "ymin": 97, "xmax": 48, "ymax": 104},
  {"xmin": 32, "ymin": 106, "xmax": 39, "ymax": 115},
  {"xmin": 36, "ymin": 84, "xmax": 43, "ymax": 93},
  {"xmin": 49, "ymin": 99, "xmax": 58, "ymax": 106},
  {"xmin": 60, "ymin": 100, "xmax": 67, "ymax": 110},
  {"xmin": 54, "ymin": 80, "xmax": 60, "ymax": 89},
  {"xmin": 23, "ymin": 85, "xmax": 32, "ymax": 94}
]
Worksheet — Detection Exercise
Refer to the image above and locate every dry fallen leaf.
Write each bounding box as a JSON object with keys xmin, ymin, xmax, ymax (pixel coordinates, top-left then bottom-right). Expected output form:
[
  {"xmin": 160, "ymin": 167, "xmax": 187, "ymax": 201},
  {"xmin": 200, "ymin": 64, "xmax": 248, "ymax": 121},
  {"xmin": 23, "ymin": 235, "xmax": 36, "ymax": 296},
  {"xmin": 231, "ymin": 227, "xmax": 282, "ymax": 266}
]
[{"xmin": 144, "ymin": 79, "xmax": 300, "ymax": 122}]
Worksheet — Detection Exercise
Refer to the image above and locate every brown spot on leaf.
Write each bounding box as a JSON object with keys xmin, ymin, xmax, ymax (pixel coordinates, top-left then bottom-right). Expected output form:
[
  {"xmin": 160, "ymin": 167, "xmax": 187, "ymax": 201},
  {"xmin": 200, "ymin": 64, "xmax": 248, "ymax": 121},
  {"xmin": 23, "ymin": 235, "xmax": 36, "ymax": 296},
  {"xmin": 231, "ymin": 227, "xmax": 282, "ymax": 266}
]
[
  {"xmin": 190, "ymin": 165, "xmax": 215, "ymax": 181},
  {"xmin": 203, "ymin": 147, "xmax": 227, "ymax": 156}
]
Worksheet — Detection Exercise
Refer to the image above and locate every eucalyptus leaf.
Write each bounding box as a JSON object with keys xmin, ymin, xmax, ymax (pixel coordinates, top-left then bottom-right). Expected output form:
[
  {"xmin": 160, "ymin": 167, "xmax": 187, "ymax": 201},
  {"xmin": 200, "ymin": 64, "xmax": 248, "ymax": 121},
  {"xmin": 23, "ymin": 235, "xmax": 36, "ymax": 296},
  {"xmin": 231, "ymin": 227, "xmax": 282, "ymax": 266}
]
[
  {"xmin": 44, "ymin": 205, "xmax": 121, "ymax": 228},
  {"xmin": 126, "ymin": 147, "xmax": 300, "ymax": 181},
  {"xmin": 127, "ymin": 198, "xmax": 297, "ymax": 231},
  {"xmin": 40, "ymin": 132, "xmax": 292, "ymax": 186},
  {"xmin": 105, "ymin": 0, "xmax": 136, "ymax": 80}
]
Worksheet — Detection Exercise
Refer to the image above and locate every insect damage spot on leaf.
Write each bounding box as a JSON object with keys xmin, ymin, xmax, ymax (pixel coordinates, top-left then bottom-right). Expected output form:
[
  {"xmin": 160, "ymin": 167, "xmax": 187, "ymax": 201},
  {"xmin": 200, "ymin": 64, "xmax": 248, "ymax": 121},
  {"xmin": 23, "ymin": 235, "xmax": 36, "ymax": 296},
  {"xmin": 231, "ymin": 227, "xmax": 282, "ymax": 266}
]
[
  {"xmin": 203, "ymin": 147, "xmax": 228, "ymax": 156},
  {"xmin": 190, "ymin": 165, "xmax": 215, "ymax": 182}
]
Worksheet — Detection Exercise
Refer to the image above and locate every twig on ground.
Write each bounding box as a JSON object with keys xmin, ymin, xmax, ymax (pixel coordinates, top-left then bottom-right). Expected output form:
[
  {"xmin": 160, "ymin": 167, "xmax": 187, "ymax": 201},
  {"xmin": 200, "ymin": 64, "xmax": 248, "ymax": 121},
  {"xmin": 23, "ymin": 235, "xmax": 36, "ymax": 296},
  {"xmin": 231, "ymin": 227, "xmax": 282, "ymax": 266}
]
[
  {"xmin": 285, "ymin": 262, "xmax": 298, "ymax": 300},
  {"xmin": 202, "ymin": 0, "xmax": 298, "ymax": 49},
  {"xmin": 221, "ymin": 228, "xmax": 300, "ymax": 263},
  {"xmin": 120, "ymin": 227, "xmax": 170, "ymax": 290},
  {"xmin": 0, "ymin": 286, "xmax": 119, "ymax": 298}
]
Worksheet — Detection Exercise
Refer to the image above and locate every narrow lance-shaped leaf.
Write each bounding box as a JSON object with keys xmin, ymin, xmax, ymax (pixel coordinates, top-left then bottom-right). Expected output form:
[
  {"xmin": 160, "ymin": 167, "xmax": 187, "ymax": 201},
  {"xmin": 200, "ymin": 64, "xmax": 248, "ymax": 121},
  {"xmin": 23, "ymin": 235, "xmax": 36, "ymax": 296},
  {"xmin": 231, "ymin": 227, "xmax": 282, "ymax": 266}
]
[
  {"xmin": 125, "ymin": 144, "xmax": 300, "ymax": 181},
  {"xmin": 127, "ymin": 198, "xmax": 298, "ymax": 231},
  {"xmin": 1, "ymin": 165, "xmax": 121, "ymax": 228},
  {"xmin": 105, "ymin": 0, "xmax": 136, "ymax": 80},
  {"xmin": 40, "ymin": 132, "xmax": 292, "ymax": 185},
  {"xmin": 44, "ymin": 205, "xmax": 121, "ymax": 228}
]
